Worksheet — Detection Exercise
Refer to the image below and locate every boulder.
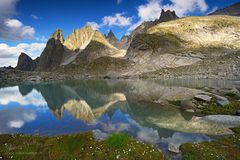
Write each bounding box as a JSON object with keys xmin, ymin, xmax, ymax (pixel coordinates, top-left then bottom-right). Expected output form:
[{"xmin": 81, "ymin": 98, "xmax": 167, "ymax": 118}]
[
  {"xmin": 194, "ymin": 95, "xmax": 212, "ymax": 102},
  {"xmin": 215, "ymin": 95, "xmax": 230, "ymax": 107}
]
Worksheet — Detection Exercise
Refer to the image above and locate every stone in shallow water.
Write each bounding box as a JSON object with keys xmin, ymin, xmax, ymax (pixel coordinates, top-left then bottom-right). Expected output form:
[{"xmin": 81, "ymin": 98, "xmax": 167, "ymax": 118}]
[{"xmin": 194, "ymin": 95, "xmax": 212, "ymax": 102}]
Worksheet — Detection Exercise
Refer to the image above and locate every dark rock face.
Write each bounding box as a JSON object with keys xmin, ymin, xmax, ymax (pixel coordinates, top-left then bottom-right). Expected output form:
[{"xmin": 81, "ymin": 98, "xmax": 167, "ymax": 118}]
[
  {"xmin": 209, "ymin": 2, "xmax": 240, "ymax": 16},
  {"xmin": 16, "ymin": 52, "xmax": 38, "ymax": 71},
  {"xmin": 37, "ymin": 30, "xmax": 65, "ymax": 70},
  {"xmin": 107, "ymin": 30, "xmax": 118, "ymax": 42},
  {"xmin": 106, "ymin": 30, "xmax": 119, "ymax": 48},
  {"xmin": 132, "ymin": 9, "xmax": 179, "ymax": 37},
  {"xmin": 106, "ymin": 30, "xmax": 131, "ymax": 50},
  {"xmin": 158, "ymin": 9, "xmax": 179, "ymax": 22},
  {"xmin": 120, "ymin": 35, "xmax": 132, "ymax": 50}
]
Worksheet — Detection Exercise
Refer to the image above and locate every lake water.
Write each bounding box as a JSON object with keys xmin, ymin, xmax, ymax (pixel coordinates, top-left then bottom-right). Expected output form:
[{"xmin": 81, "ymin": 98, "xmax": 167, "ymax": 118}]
[{"xmin": 0, "ymin": 79, "xmax": 239, "ymax": 159}]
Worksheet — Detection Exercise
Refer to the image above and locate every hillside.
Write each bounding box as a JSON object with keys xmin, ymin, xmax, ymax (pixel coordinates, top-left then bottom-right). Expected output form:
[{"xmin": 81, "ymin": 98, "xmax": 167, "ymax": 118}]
[
  {"xmin": 124, "ymin": 15, "xmax": 240, "ymax": 77},
  {"xmin": 13, "ymin": 13, "xmax": 240, "ymax": 80},
  {"xmin": 209, "ymin": 2, "xmax": 240, "ymax": 16}
]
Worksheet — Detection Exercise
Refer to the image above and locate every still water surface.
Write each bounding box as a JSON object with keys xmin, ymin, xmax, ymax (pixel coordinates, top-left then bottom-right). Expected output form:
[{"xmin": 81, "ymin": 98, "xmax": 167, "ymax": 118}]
[{"xmin": 0, "ymin": 79, "xmax": 239, "ymax": 158}]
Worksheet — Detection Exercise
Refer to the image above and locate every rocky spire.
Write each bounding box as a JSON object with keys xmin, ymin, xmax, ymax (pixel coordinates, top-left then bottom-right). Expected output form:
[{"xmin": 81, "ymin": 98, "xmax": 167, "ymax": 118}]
[
  {"xmin": 107, "ymin": 30, "xmax": 118, "ymax": 41},
  {"xmin": 158, "ymin": 9, "xmax": 179, "ymax": 23},
  {"xmin": 51, "ymin": 28, "xmax": 64, "ymax": 43},
  {"xmin": 16, "ymin": 52, "xmax": 38, "ymax": 71}
]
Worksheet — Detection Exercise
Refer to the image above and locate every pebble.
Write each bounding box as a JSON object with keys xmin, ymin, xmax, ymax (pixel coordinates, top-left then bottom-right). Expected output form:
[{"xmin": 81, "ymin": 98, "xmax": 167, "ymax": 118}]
[{"xmin": 116, "ymin": 155, "xmax": 120, "ymax": 159}]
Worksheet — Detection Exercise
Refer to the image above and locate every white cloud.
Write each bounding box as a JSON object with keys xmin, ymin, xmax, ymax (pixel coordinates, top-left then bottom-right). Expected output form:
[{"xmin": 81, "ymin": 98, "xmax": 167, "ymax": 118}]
[
  {"xmin": 117, "ymin": 0, "xmax": 123, "ymax": 4},
  {"xmin": 137, "ymin": 0, "xmax": 162, "ymax": 22},
  {"xmin": 5, "ymin": 18, "xmax": 22, "ymax": 28},
  {"xmin": 8, "ymin": 120, "xmax": 24, "ymax": 128},
  {"xmin": 85, "ymin": 13, "xmax": 132, "ymax": 32},
  {"xmin": 164, "ymin": 0, "xmax": 208, "ymax": 17},
  {"xmin": 0, "ymin": 107, "xmax": 37, "ymax": 133},
  {"xmin": 102, "ymin": 13, "xmax": 132, "ymax": 27},
  {"xmin": 31, "ymin": 14, "xmax": 39, "ymax": 20},
  {"xmin": 0, "ymin": 86, "xmax": 47, "ymax": 106},
  {"xmin": 0, "ymin": 42, "xmax": 46, "ymax": 67},
  {"xmin": 128, "ymin": 0, "xmax": 209, "ymax": 31},
  {"xmin": 0, "ymin": 0, "xmax": 35, "ymax": 41},
  {"xmin": 86, "ymin": 21, "xmax": 100, "ymax": 30}
]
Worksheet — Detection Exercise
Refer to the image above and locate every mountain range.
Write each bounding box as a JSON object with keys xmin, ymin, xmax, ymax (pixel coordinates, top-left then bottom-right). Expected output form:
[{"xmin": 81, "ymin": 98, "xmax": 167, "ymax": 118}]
[{"xmin": 12, "ymin": 2, "xmax": 240, "ymax": 80}]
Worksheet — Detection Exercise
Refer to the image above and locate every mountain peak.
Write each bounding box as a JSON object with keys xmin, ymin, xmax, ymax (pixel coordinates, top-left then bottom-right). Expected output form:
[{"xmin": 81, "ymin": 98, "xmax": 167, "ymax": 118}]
[
  {"xmin": 16, "ymin": 52, "xmax": 38, "ymax": 71},
  {"xmin": 107, "ymin": 30, "xmax": 118, "ymax": 40},
  {"xmin": 64, "ymin": 25, "xmax": 96, "ymax": 51},
  {"xmin": 51, "ymin": 28, "xmax": 64, "ymax": 43},
  {"xmin": 159, "ymin": 9, "xmax": 179, "ymax": 23}
]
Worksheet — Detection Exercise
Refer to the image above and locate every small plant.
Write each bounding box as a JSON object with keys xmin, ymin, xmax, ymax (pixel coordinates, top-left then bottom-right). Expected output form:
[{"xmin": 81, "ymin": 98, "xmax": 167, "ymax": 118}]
[{"xmin": 106, "ymin": 133, "xmax": 129, "ymax": 148}]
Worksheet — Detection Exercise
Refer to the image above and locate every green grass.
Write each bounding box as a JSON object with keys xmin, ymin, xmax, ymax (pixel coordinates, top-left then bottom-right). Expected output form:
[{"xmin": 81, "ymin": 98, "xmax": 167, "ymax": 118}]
[
  {"xmin": 201, "ymin": 99, "xmax": 240, "ymax": 115},
  {"xmin": 180, "ymin": 128, "xmax": 240, "ymax": 160},
  {"xmin": 106, "ymin": 133, "xmax": 129, "ymax": 148},
  {"xmin": 0, "ymin": 132, "xmax": 164, "ymax": 160},
  {"xmin": 131, "ymin": 33, "xmax": 185, "ymax": 53}
]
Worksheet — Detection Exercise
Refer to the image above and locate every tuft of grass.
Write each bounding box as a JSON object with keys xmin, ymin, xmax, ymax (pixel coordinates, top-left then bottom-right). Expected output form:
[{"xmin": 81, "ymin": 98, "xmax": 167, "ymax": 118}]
[
  {"xmin": 106, "ymin": 133, "xmax": 130, "ymax": 149},
  {"xmin": 201, "ymin": 100, "xmax": 240, "ymax": 115},
  {"xmin": 180, "ymin": 128, "xmax": 240, "ymax": 160},
  {"xmin": 130, "ymin": 33, "xmax": 185, "ymax": 53},
  {"xmin": 0, "ymin": 132, "xmax": 164, "ymax": 160}
]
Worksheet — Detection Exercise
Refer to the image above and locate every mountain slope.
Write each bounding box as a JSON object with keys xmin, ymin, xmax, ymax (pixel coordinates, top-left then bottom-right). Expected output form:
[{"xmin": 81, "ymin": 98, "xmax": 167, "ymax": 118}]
[
  {"xmin": 63, "ymin": 26, "xmax": 95, "ymax": 51},
  {"xmin": 72, "ymin": 30, "xmax": 125, "ymax": 64},
  {"xmin": 132, "ymin": 9, "xmax": 179, "ymax": 37},
  {"xmin": 209, "ymin": 2, "xmax": 240, "ymax": 16},
  {"xmin": 125, "ymin": 15, "xmax": 240, "ymax": 76}
]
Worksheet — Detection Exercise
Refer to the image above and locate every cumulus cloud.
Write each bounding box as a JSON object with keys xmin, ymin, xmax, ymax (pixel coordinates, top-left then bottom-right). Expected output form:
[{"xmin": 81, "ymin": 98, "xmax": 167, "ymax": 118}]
[
  {"xmin": 0, "ymin": 42, "xmax": 46, "ymax": 67},
  {"xmin": 0, "ymin": 0, "xmax": 35, "ymax": 41},
  {"xmin": 85, "ymin": 13, "xmax": 132, "ymax": 32},
  {"xmin": 0, "ymin": 107, "xmax": 36, "ymax": 133},
  {"xmin": 137, "ymin": 0, "xmax": 163, "ymax": 22},
  {"xmin": 86, "ymin": 21, "xmax": 100, "ymax": 30},
  {"xmin": 102, "ymin": 13, "xmax": 132, "ymax": 27},
  {"xmin": 128, "ymin": 0, "xmax": 209, "ymax": 31},
  {"xmin": 0, "ymin": 86, "xmax": 47, "ymax": 106}
]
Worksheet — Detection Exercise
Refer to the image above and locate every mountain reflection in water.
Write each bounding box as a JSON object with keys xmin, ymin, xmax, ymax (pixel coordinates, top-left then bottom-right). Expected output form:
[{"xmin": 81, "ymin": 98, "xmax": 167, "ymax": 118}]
[{"xmin": 0, "ymin": 79, "xmax": 239, "ymax": 156}]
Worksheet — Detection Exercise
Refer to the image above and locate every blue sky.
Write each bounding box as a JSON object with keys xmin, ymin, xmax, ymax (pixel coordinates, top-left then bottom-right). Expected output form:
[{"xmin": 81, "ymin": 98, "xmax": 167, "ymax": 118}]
[{"xmin": 0, "ymin": 0, "xmax": 239, "ymax": 67}]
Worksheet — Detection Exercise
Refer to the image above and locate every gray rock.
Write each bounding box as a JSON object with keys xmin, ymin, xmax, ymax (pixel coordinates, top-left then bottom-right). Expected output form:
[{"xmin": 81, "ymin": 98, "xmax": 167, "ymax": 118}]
[
  {"xmin": 194, "ymin": 95, "xmax": 212, "ymax": 102},
  {"xmin": 186, "ymin": 109, "xmax": 195, "ymax": 113},
  {"xmin": 180, "ymin": 100, "xmax": 196, "ymax": 108},
  {"xmin": 215, "ymin": 95, "xmax": 230, "ymax": 107},
  {"xmin": 168, "ymin": 143, "xmax": 180, "ymax": 153},
  {"xmin": 203, "ymin": 115, "xmax": 240, "ymax": 126}
]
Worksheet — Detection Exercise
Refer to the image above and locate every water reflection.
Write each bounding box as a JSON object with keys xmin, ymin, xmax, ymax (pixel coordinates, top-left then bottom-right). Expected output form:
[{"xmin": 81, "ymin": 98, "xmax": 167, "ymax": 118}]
[{"xmin": 0, "ymin": 79, "xmax": 239, "ymax": 155}]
